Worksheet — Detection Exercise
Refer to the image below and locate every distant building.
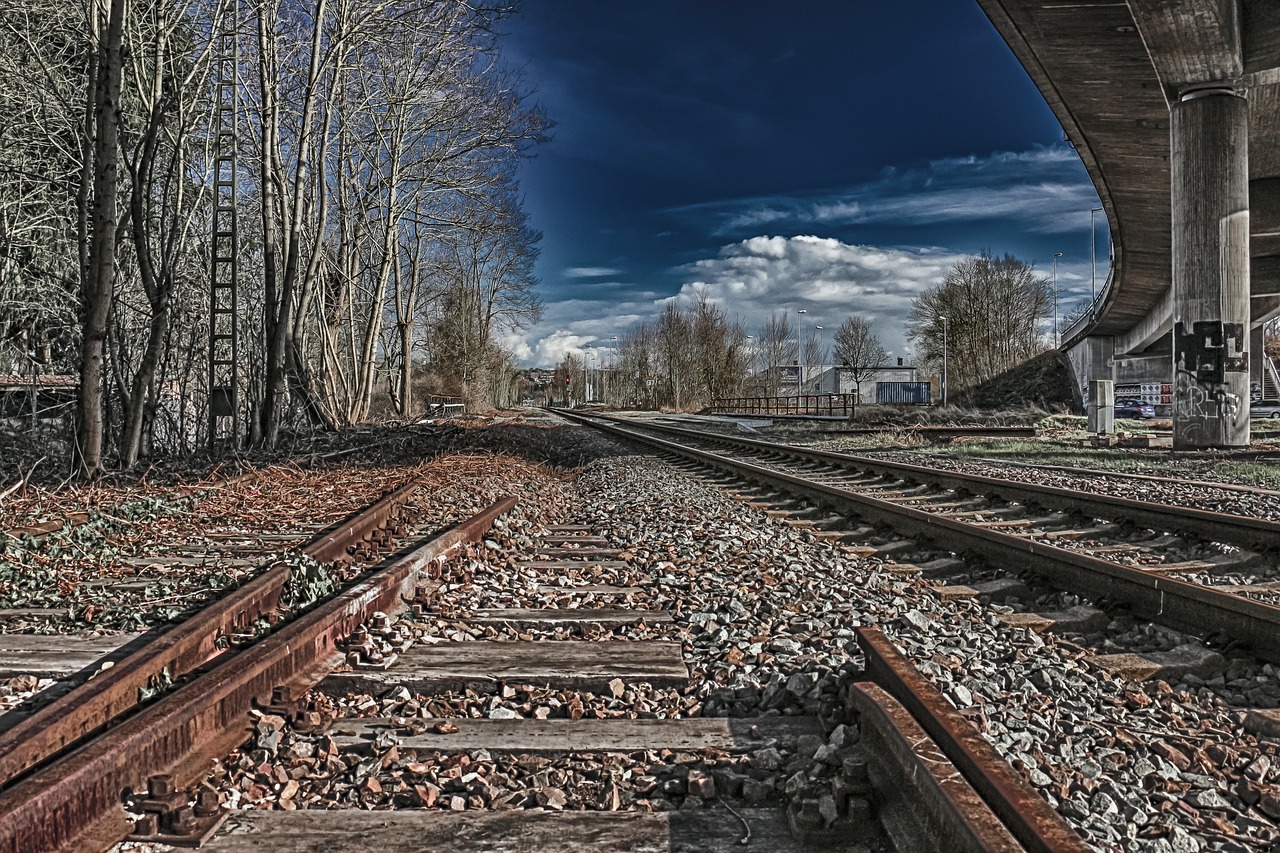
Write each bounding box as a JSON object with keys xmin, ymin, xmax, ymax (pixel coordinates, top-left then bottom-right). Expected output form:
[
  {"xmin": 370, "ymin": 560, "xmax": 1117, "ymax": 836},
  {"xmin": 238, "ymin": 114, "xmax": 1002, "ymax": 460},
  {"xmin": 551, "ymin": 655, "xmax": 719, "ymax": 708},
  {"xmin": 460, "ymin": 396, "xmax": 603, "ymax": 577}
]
[{"xmin": 806, "ymin": 359, "xmax": 918, "ymax": 401}]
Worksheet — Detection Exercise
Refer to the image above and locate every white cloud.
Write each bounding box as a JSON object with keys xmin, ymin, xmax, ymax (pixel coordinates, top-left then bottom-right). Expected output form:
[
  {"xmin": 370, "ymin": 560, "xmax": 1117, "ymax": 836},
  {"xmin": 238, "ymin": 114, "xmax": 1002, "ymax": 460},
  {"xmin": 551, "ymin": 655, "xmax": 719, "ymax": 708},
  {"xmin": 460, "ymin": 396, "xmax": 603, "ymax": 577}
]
[
  {"xmin": 508, "ymin": 146, "xmax": 1103, "ymax": 368},
  {"xmin": 668, "ymin": 145, "xmax": 1100, "ymax": 238},
  {"xmin": 524, "ymin": 330, "xmax": 595, "ymax": 366},
  {"xmin": 508, "ymin": 302, "xmax": 649, "ymax": 368},
  {"xmin": 511, "ymin": 236, "xmax": 978, "ymax": 367},
  {"xmin": 669, "ymin": 235, "xmax": 969, "ymax": 356}
]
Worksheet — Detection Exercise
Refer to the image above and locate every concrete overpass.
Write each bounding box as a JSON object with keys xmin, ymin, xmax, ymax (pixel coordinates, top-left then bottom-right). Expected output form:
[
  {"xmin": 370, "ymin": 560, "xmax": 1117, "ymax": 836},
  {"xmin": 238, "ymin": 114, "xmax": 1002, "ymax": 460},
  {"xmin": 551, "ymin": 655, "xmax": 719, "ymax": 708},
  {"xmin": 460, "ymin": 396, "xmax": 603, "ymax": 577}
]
[{"xmin": 975, "ymin": 0, "xmax": 1280, "ymax": 447}]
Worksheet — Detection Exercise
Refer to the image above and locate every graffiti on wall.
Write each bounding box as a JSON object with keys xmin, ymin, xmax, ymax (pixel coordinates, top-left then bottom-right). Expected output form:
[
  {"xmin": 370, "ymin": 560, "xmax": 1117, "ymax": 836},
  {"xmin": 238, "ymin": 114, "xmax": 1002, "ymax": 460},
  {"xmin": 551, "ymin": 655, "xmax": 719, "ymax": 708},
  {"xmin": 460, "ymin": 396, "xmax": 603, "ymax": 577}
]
[
  {"xmin": 1172, "ymin": 320, "xmax": 1247, "ymax": 442},
  {"xmin": 1174, "ymin": 320, "xmax": 1246, "ymax": 385}
]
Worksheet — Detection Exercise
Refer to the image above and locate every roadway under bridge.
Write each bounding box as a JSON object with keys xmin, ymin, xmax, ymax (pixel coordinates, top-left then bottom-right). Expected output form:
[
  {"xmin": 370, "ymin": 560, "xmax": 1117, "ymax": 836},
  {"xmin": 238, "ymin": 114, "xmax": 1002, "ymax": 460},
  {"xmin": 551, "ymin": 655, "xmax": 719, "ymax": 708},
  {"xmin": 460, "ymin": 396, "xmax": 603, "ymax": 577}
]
[{"xmin": 976, "ymin": 0, "xmax": 1280, "ymax": 448}]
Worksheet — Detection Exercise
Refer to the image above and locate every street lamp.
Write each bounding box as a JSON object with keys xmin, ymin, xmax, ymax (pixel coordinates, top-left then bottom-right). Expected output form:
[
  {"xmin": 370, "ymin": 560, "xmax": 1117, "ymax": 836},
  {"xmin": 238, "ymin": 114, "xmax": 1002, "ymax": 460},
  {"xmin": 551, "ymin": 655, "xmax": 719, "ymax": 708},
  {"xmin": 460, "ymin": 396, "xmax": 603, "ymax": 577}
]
[
  {"xmin": 1090, "ymin": 207, "xmax": 1103, "ymax": 302},
  {"xmin": 813, "ymin": 326, "xmax": 824, "ymax": 392},
  {"xmin": 1052, "ymin": 252, "xmax": 1063, "ymax": 347},
  {"xmin": 796, "ymin": 309, "xmax": 807, "ymax": 386},
  {"xmin": 940, "ymin": 316, "xmax": 949, "ymax": 407}
]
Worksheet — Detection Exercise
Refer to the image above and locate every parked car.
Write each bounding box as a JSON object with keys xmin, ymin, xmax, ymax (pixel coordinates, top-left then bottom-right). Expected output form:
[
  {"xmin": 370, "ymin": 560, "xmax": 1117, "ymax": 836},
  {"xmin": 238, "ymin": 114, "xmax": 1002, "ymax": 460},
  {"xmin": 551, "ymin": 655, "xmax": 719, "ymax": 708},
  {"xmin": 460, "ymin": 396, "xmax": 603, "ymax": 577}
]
[
  {"xmin": 1252, "ymin": 399, "xmax": 1280, "ymax": 418},
  {"xmin": 1114, "ymin": 398, "xmax": 1156, "ymax": 419}
]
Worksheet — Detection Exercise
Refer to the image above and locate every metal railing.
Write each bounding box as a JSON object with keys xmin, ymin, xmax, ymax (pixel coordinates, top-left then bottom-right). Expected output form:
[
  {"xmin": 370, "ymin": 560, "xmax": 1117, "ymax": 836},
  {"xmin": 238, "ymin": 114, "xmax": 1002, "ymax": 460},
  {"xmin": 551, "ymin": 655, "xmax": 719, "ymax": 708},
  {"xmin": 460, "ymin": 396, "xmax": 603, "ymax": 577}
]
[{"xmin": 712, "ymin": 394, "xmax": 859, "ymax": 416}]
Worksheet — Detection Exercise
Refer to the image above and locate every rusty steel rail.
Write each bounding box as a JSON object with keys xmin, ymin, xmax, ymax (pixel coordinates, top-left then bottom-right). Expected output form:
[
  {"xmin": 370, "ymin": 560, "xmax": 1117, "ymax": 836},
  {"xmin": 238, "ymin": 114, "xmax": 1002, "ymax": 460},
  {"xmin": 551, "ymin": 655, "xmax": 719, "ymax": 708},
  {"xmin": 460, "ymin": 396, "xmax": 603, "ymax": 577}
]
[
  {"xmin": 0, "ymin": 495, "xmax": 516, "ymax": 853},
  {"xmin": 562, "ymin": 410, "xmax": 1280, "ymax": 661},
  {"xmin": 584, "ymin": 413, "xmax": 1280, "ymax": 555},
  {"xmin": 0, "ymin": 475, "xmax": 427, "ymax": 791},
  {"xmin": 848, "ymin": 682, "xmax": 1025, "ymax": 852},
  {"xmin": 856, "ymin": 628, "xmax": 1091, "ymax": 853}
]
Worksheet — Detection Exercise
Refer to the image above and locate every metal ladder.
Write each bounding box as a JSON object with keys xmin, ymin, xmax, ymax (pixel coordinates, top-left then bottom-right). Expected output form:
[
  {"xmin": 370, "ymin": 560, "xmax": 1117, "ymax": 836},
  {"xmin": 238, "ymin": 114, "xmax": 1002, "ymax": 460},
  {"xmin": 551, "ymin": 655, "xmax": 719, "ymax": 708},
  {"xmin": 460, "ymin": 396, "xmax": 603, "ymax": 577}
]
[{"xmin": 208, "ymin": 0, "xmax": 239, "ymax": 447}]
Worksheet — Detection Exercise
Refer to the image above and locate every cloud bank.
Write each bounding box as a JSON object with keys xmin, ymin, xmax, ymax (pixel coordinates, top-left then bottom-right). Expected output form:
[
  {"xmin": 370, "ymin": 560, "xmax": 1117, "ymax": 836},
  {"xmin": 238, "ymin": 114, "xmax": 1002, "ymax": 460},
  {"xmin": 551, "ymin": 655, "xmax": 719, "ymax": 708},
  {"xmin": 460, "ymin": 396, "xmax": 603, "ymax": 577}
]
[
  {"xmin": 513, "ymin": 148, "xmax": 1102, "ymax": 368},
  {"xmin": 669, "ymin": 147, "xmax": 1098, "ymax": 238},
  {"xmin": 516, "ymin": 236, "xmax": 972, "ymax": 367},
  {"xmin": 672, "ymin": 235, "xmax": 969, "ymax": 357}
]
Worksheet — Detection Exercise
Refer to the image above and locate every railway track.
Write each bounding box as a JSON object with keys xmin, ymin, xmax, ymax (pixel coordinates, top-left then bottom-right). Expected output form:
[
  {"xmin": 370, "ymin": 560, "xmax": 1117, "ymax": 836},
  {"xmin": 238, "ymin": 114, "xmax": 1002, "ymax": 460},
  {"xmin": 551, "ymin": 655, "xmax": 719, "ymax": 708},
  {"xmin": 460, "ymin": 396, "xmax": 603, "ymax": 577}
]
[
  {"xmin": 0, "ymin": 470, "xmax": 448, "ymax": 851},
  {"xmin": 4, "ymin": 418, "xmax": 1276, "ymax": 851},
  {"xmin": 823, "ymin": 424, "xmax": 1039, "ymax": 439},
  {"xmin": 558, "ymin": 411, "xmax": 1280, "ymax": 673},
  {"xmin": 178, "ymin": 513, "xmax": 1087, "ymax": 851},
  {"xmin": 0, "ymin": 449, "xmax": 1095, "ymax": 851}
]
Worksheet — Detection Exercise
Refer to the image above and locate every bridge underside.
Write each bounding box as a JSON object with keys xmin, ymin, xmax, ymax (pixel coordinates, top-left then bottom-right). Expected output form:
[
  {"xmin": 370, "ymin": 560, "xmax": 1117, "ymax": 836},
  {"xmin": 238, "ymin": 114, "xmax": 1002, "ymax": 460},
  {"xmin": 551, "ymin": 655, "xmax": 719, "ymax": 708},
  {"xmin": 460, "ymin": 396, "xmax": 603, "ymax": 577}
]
[{"xmin": 977, "ymin": 0, "xmax": 1280, "ymax": 446}]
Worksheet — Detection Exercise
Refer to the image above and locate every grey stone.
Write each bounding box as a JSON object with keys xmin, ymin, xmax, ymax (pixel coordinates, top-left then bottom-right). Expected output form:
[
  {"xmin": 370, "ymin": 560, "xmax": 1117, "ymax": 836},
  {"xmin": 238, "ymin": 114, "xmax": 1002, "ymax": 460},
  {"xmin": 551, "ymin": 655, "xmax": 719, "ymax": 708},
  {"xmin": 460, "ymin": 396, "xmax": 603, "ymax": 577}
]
[
  {"xmin": 487, "ymin": 707, "xmax": 520, "ymax": 720},
  {"xmin": 743, "ymin": 778, "xmax": 774, "ymax": 805},
  {"xmin": 750, "ymin": 747, "xmax": 782, "ymax": 771}
]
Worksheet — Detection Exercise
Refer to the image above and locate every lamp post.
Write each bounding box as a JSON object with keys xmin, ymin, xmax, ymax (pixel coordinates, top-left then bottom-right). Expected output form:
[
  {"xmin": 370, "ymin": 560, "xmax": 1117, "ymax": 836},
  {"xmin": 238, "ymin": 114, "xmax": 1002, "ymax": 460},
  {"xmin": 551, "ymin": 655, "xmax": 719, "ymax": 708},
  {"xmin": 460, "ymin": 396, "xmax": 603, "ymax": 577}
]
[
  {"xmin": 940, "ymin": 316, "xmax": 949, "ymax": 407},
  {"xmin": 813, "ymin": 325, "xmax": 824, "ymax": 392},
  {"xmin": 609, "ymin": 336, "xmax": 618, "ymax": 404},
  {"xmin": 795, "ymin": 308, "xmax": 807, "ymax": 387},
  {"xmin": 1052, "ymin": 252, "xmax": 1063, "ymax": 347},
  {"xmin": 1090, "ymin": 207, "xmax": 1103, "ymax": 302}
]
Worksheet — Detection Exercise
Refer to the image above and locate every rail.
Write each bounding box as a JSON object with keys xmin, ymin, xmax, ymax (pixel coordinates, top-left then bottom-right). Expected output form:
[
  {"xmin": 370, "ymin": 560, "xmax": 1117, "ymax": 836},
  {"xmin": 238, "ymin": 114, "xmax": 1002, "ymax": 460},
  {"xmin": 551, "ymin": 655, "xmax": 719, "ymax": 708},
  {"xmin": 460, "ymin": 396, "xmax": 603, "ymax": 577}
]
[
  {"xmin": 560, "ymin": 409, "xmax": 1280, "ymax": 661},
  {"xmin": 0, "ymin": 474, "xmax": 429, "ymax": 792},
  {"xmin": 586, "ymin": 414, "xmax": 1279, "ymax": 554},
  {"xmin": 0, "ymin": 496, "xmax": 516, "ymax": 853},
  {"xmin": 857, "ymin": 628, "xmax": 1091, "ymax": 853}
]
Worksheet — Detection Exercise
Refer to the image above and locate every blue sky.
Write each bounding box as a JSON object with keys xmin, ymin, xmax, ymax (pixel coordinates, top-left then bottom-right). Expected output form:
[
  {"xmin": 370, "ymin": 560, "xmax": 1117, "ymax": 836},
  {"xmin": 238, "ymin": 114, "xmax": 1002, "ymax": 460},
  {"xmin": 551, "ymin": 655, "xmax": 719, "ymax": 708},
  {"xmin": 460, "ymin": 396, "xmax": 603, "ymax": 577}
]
[{"xmin": 499, "ymin": 1, "xmax": 1107, "ymax": 367}]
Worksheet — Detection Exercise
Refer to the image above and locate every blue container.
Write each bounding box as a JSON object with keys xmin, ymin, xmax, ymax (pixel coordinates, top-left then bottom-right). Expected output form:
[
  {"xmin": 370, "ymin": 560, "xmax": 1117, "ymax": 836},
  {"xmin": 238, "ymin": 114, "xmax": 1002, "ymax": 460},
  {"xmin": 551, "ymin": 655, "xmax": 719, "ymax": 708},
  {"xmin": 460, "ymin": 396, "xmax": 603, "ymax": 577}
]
[{"xmin": 875, "ymin": 381, "xmax": 932, "ymax": 405}]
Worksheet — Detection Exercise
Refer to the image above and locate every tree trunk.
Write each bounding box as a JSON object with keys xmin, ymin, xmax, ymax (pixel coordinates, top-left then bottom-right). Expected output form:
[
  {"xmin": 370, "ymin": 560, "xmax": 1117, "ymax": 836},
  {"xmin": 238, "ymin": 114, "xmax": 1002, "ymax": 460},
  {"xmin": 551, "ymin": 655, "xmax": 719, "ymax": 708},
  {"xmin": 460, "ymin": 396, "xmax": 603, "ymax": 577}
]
[{"xmin": 76, "ymin": 0, "xmax": 126, "ymax": 479}]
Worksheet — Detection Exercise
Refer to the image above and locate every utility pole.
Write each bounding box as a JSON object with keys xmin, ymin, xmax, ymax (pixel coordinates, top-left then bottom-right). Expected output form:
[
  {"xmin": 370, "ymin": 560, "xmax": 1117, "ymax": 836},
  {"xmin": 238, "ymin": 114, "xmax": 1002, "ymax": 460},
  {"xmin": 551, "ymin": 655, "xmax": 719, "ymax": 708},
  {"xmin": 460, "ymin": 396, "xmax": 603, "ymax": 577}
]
[
  {"xmin": 813, "ymin": 325, "xmax": 823, "ymax": 392},
  {"xmin": 796, "ymin": 308, "xmax": 807, "ymax": 387},
  {"xmin": 941, "ymin": 316, "xmax": 949, "ymax": 407},
  {"xmin": 609, "ymin": 336, "xmax": 618, "ymax": 404},
  {"xmin": 1052, "ymin": 252, "xmax": 1063, "ymax": 347}
]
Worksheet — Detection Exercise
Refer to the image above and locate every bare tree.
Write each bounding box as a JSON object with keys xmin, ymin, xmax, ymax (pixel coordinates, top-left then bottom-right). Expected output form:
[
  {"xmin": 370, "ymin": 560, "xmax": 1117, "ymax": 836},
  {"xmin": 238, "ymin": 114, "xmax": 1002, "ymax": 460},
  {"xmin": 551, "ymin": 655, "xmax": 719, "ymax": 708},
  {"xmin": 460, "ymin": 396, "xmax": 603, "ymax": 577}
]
[
  {"xmin": 833, "ymin": 314, "xmax": 886, "ymax": 415},
  {"xmin": 431, "ymin": 189, "xmax": 542, "ymax": 406},
  {"xmin": 690, "ymin": 295, "xmax": 748, "ymax": 403},
  {"xmin": 756, "ymin": 312, "xmax": 797, "ymax": 398},
  {"xmin": 616, "ymin": 322, "xmax": 656, "ymax": 409},
  {"xmin": 908, "ymin": 250, "xmax": 1051, "ymax": 390},
  {"xmin": 654, "ymin": 302, "xmax": 697, "ymax": 410},
  {"xmin": 0, "ymin": 0, "xmax": 82, "ymax": 385},
  {"xmin": 0, "ymin": 0, "xmax": 549, "ymax": 471},
  {"xmin": 74, "ymin": 0, "xmax": 128, "ymax": 478},
  {"xmin": 115, "ymin": 0, "xmax": 223, "ymax": 467},
  {"xmin": 801, "ymin": 328, "xmax": 826, "ymax": 393},
  {"xmin": 554, "ymin": 351, "xmax": 581, "ymax": 407}
]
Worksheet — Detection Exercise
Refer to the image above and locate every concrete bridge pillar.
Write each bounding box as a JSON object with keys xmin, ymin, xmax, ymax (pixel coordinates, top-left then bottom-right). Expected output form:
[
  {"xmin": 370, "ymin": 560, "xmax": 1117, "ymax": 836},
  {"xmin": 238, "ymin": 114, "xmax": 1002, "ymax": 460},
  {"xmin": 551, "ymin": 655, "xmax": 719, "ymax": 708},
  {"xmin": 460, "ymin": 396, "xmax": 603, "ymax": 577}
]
[
  {"xmin": 1065, "ymin": 335, "xmax": 1113, "ymax": 411},
  {"xmin": 1170, "ymin": 87, "xmax": 1250, "ymax": 449}
]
